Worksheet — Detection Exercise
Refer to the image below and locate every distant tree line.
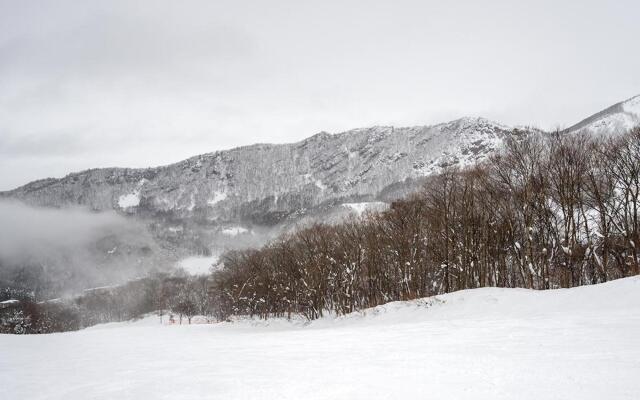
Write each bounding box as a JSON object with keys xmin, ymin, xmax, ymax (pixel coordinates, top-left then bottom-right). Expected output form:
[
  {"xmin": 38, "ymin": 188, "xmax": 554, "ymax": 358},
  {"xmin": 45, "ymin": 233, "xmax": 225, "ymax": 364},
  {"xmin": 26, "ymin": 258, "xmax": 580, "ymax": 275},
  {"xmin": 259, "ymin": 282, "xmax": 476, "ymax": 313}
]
[
  {"xmin": 211, "ymin": 128, "xmax": 640, "ymax": 320},
  {"xmin": 1, "ymin": 271, "xmax": 214, "ymax": 334}
]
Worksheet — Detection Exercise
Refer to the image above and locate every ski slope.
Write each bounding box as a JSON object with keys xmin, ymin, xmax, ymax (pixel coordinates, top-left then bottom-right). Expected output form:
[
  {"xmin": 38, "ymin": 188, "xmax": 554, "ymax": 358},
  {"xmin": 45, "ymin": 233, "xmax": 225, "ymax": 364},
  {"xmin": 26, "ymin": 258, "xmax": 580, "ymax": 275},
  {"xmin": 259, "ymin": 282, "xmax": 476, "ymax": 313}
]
[{"xmin": 2, "ymin": 277, "xmax": 640, "ymax": 400}]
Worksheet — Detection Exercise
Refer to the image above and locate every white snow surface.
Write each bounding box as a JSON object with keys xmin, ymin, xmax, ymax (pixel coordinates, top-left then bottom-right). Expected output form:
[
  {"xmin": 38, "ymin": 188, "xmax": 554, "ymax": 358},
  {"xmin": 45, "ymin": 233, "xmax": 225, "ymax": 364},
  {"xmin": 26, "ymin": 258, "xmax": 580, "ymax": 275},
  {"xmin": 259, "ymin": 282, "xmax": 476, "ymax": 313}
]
[
  {"xmin": 221, "ymin": 226, "xmax": 250, "ymax": 236},
  {"xmin": 342, "ymin": 201, "xmax": 389, "ymax": 215},
  {"xmin": 175, "ymin": 255, "xmax": 219, "ymax": 275},
  {"xmin": 623, "ymin": 94, "xmax": 640, "ymax": 114},
  {"xmin": 117, "ymin": 191, "xmax": 140, "ymax": 208},
  {"xmin": 207, "ymin": 190, "xmax": 227, "ymax": 206},
  {"xmin": 2, "ymin": 277, "xmax": 640, "ymax": 400},
  {"xmin": 568, "ymin": 94, "xmax": 640, "ymax": 136}
]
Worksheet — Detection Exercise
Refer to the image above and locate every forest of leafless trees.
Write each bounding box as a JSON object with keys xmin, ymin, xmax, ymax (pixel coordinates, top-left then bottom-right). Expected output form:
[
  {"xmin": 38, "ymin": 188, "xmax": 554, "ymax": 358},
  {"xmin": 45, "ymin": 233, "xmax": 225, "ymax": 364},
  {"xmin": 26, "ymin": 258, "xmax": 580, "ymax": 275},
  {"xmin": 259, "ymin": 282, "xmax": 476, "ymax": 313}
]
[{"xmin": 212, "ymin": 128, "xmax": 640, "ymax": 320}]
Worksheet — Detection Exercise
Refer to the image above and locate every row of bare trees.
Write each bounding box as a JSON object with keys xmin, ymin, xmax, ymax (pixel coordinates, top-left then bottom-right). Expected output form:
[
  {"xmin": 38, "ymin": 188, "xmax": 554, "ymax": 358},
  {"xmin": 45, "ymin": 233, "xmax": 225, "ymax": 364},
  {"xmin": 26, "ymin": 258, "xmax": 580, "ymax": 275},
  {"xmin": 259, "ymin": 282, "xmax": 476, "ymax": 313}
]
[
  {"xmin": 76, "ymin": 271, "xmax": 213, "ymax": 327},
  {"xmin": 212, "ymin": 128, "xmax": 640, "ymax": 320},
  {"xmin": 2, "ymin": 271, "xmax": 215, "ymax": 333}
]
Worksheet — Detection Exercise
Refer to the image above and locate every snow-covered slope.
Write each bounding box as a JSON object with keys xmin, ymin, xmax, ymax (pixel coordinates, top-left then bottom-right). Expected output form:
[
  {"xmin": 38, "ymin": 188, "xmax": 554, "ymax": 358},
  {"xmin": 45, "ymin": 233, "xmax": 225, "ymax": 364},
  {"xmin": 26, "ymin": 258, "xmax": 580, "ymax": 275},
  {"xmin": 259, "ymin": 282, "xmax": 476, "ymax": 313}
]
[
  {"xmin": 2, "ymin": 95, "xmax": 638, "ymax": 262},
  {"xmin": 1, "ymin": 117, "xmax": 510, "ymax": 222},
  {"xmin": 565, "ymin": 94, "xmax": 640, "ymax": 135},
  {"xmin": 175, "ymin": 255, "xmax": 219, "ymax": 276},
  {"xmin": 2, "ymin": 277, "xmax": 639, "ymax": 400},
  {"xmin": 0, "ymin": 117, "xmax": 513, "ymax": 258}
]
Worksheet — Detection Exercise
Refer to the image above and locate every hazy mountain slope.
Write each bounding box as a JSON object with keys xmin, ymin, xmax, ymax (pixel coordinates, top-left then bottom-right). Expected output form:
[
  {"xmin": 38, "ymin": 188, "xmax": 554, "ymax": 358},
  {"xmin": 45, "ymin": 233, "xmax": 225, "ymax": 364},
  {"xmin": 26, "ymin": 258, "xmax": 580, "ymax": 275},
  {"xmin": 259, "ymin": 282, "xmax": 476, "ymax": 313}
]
[
  {"xmin": 0, "ymin": 202, "xmax": 170, "ymax": 299},
  {"xmin": 565, "ymin": 94, "xmax": 640, "ymax": 135},
  {"xmin": 2, "ymin": 117, "xmax": 512, "ymax": 227}
]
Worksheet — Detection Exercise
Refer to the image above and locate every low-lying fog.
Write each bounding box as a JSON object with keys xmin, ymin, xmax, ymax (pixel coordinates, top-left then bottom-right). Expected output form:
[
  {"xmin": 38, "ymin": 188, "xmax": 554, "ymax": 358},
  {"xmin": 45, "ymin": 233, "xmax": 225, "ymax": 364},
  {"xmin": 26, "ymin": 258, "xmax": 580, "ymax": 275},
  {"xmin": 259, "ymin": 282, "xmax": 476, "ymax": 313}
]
[{"xmin": 0, "ymin": 200, "xmax": 169, "ymax": 299}]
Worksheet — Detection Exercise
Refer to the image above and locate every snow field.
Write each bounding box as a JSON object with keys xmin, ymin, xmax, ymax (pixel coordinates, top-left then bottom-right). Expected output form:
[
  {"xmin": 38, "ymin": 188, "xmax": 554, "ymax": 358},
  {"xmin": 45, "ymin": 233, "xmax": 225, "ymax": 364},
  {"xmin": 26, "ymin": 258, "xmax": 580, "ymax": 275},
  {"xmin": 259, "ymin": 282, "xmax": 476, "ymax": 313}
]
[
  {"xmin": 176, "ymin": 255, "xmax": 219, "ymax": 276},
  {"xmin": 1, "ymin": 277, "xmax": 639, "ymax": 400}
]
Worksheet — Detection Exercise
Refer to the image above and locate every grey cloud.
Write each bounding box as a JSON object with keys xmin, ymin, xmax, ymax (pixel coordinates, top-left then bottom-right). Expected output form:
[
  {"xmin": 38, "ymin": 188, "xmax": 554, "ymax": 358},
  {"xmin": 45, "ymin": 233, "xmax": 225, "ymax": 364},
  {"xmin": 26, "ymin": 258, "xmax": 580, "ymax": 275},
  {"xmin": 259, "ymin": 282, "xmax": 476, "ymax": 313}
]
[
  {"xmin": 0, "ymin": 0, "xmax": 639, "ymax": 191},
  {"xmin": 0, "ymin": 201, "xmax": 126, "ymax": 259}
]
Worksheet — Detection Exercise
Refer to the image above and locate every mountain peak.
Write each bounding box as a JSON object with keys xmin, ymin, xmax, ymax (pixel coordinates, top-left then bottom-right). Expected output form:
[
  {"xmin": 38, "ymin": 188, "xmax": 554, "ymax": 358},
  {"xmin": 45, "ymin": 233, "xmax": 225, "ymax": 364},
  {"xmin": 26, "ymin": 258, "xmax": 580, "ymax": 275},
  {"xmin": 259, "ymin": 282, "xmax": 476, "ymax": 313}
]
[
  {"xmin": 565, "ymin": 94, "xmax": 640, "ymax": 135},
  {"xmin": 622, "ymin": 93, "xmax": 640, "ymax": 111}
]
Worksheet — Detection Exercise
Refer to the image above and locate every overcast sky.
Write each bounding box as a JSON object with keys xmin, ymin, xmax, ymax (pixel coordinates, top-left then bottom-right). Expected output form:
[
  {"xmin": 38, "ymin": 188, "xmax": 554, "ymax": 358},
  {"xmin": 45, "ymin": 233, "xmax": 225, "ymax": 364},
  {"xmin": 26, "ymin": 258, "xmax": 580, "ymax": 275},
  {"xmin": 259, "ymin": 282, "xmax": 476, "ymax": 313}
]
[{"xmin": 1, "ymin": 0, "xmax": 639, "ymax": 190}]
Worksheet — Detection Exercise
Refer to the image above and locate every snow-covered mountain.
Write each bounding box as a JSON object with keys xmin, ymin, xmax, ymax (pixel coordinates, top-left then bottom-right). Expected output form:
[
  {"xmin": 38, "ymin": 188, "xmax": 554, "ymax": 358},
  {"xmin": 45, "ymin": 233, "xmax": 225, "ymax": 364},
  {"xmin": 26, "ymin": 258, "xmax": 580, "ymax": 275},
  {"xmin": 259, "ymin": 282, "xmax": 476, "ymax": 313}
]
[
  {"xmin": 1, "ymin": 117, "xmax": 513, "ymax": 253},
  {"xmin": 1, "ymin": 96, "xmax": 638, "ymax": 258},
  {"xmin": 565, "ymin": 94, "xmax": 640, "ymax": 135}
]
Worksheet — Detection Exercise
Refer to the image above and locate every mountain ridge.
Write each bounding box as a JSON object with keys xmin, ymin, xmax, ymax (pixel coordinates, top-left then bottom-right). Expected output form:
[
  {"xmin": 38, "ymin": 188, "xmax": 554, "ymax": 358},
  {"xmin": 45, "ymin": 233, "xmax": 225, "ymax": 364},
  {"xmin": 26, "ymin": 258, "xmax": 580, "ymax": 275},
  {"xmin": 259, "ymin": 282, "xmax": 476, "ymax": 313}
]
[
  {"xmin": 565, "ymin": 94, "xmax": 640, "ymax": 135},
  {"xmin": 4, "ymin": 116, "xmax": 507, "ymax": 194},
  {"xmin": 1, "ymin": 116, "xmax": 512, "ymax": 210},
  {"xmin": 2, "ymin": 97, "xmax": 639, "ymax": 257}
]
